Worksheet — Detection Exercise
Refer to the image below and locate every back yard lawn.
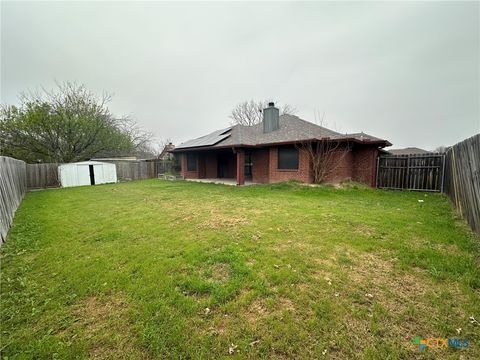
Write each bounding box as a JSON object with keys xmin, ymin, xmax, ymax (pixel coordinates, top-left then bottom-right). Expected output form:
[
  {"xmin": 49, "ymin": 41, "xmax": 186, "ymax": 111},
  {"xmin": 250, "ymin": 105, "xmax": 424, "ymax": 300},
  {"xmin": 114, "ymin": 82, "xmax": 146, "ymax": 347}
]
[{"xmin": 1, "ymin": 180, "xmax": 479, "ymax": 359}]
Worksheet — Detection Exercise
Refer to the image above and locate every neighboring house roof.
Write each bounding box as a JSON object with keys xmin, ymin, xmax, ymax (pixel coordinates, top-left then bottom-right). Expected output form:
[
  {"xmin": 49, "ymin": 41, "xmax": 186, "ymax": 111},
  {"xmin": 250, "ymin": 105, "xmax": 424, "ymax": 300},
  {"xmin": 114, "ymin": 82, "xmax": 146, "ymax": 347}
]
[
  {"xmin": 388, "ymin": 147, "xmax": 430, "ymax": 156},
  {"xmin": 158, "ymin": 143, "xmax": 176, "ymax": 159},
  {"xmin": 174, "ymin": 115, "xmax": 391, "ymax": 151}
]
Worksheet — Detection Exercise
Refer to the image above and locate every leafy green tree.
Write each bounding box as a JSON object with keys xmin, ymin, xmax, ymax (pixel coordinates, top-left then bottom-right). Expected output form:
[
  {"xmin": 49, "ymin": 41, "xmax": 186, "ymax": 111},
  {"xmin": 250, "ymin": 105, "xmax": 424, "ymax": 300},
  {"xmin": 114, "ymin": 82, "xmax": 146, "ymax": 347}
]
[{"xmin": 0, "ymin": 82, "xmax": 151, "ymax": 163}]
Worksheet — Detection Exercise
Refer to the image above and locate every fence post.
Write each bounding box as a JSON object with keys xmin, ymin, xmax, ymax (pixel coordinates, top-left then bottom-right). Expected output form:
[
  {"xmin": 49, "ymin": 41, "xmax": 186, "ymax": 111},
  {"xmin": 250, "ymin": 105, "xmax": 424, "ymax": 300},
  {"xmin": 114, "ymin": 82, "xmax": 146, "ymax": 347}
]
[
  {"xmin": 0, "ymin": 157, "xmax": 27, "ymax": 244},
  {"xmin": 406, "ymin": 156, "xmax": 410, "ymax": 190},
  {"xmin": 451, "ymin": 147, "xmax": 462, "ymax": 214},
  {"xmin": 440, "ymin": 154, "xmax": 446, "ymax": 193}
]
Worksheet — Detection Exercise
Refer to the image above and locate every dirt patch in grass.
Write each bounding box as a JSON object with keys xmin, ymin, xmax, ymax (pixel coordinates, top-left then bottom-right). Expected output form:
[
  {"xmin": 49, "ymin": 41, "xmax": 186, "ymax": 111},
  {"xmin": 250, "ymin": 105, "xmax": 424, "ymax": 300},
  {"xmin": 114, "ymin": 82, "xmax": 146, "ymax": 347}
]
[
  {"xmin": 198, "ymin": 213, "xmax": 249, "ymax": 229},
  {"xmin": 313, "ymin": 256, "xmax": 336, "ymax": 267},
  {"xmin": 207, "ymin": 322, "xmax": 228, "ymax": 337},
  {"xmin": 246, "ymin": 298, "xmax": 269, "ymax": 326},
  {"xmin": 171, "ymin": 205, "xmax": 250, "ymax": 231},
  {"xmin": 245, "ymin": 296, "xmax": 296, "ymax": 327},
  {"xmin": 70, "ymin": 294, "xmax": 149, "ymax": 359},
  {"xmin": 207, "ymin": 263, "xmax": 231, "ymax": 283},
  {"xmin": 353, "ymin": 224, "xmax": 377, "ymax": 237},
  {"xmin": 348, "ymin": 252, "xmax": 428, "ymax": 310},
  {"xmin": 278, "ymin": 297, "xmax": 296, "ymax": 312}
]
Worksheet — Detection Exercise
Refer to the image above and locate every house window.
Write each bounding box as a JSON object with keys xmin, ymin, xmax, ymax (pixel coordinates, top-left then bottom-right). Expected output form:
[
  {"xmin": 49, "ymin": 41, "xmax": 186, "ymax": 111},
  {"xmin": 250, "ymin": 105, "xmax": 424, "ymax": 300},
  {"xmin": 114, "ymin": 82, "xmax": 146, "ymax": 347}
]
[
  {"xmin": 187, "ymin": 153, "xmax": 197, "ymax": 171},
  {"xmin": 245, "ymin": 152, "xmax": 252, "ymax": 176},
  {"xmin": 278, "ymin": 146, "xmax": 299, "ymax": 170}
]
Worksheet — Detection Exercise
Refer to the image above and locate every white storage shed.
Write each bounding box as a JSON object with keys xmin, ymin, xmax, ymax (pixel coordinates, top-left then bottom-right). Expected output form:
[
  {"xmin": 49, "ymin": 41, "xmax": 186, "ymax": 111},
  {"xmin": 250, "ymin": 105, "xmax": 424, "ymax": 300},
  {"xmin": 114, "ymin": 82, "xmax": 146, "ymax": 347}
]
[{"xmin": 59, "ymin": 161, "xmax": 117, "ymax": 188}]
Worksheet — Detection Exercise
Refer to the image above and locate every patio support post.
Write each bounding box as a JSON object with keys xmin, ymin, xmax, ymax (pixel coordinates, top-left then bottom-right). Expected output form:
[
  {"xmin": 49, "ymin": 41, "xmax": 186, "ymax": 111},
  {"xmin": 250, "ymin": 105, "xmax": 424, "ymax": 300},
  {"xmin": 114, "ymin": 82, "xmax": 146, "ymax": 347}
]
[{"xmin": 236, "ymin": 149, "xmax": 245, "ymax": 186}]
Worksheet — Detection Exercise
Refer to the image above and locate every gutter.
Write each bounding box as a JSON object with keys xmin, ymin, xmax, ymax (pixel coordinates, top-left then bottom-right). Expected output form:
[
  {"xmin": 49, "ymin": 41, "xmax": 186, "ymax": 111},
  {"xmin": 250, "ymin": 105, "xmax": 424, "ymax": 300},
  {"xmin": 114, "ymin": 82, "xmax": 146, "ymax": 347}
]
[{"xmin": 170, "ymin": 137, "xmax": 391, "ymax": 153}]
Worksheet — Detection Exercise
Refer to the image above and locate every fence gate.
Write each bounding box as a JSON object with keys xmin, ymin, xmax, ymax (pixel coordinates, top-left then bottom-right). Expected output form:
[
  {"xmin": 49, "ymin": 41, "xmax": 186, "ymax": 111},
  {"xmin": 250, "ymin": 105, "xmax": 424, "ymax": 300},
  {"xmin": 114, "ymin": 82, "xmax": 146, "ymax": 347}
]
[{"xmin": 376, "ymin": 154, "xmax": 445, "ymax": 192}]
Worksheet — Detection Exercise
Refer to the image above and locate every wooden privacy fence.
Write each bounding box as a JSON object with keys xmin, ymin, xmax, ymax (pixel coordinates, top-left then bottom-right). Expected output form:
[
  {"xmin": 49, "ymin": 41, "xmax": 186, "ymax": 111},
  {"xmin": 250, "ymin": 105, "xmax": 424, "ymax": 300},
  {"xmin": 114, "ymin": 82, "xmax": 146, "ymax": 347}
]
[
  {"xmin": 100, "ymin": 159, "xmax": 180, "ymax": 181},
  {"xmin": 444, "ymin": 134, "xmax": 480, "ymax": 235},
  {"xmin": 147, "ymin": 159, "xmax": 180, "ymax": 177},
  {"xmin": 4, "ymin": 159, "xmax": 180, "ymax": 190},
  {"xmin": 0, "ymin": 156, "xmax": 27, "ymax": 243},
  {"xmin": 106, "ymin": 160, "xmax": 150, "ymax": 181},
  {"xmin": 23, "ymin": 159, "xmax": 179, "ymax": 186},
  {"xmin": 376, "ymin": 154, "xmax": 445, "ymax": 192},
  {"xmin": 27, "ymin": 163, "xmax": 59, "ymax": 189}
]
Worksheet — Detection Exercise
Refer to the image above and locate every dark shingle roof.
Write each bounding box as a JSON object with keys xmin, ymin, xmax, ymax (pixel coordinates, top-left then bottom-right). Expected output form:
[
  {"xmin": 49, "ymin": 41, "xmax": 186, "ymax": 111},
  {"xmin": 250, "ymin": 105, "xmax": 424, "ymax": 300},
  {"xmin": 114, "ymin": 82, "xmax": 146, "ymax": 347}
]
[{"xmin": 175, "ymin": 115, "xmax": 390, "ymax": 150}]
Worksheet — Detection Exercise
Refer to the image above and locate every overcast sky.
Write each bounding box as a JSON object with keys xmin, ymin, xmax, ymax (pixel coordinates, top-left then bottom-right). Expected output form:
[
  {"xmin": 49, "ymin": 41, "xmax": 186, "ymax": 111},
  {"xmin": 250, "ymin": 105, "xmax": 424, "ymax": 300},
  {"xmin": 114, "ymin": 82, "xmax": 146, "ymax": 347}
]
[{"xmin": 1, "ymin": 1, "xmax": 479, "ymax": 150}]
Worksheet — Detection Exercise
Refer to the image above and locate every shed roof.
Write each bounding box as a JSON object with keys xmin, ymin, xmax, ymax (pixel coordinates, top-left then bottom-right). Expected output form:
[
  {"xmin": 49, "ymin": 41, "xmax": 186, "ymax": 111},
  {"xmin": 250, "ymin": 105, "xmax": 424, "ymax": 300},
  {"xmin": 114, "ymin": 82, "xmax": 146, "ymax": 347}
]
[{"xmin": 59, "ymin": 161, "xmax": 114, "ymax": 166}]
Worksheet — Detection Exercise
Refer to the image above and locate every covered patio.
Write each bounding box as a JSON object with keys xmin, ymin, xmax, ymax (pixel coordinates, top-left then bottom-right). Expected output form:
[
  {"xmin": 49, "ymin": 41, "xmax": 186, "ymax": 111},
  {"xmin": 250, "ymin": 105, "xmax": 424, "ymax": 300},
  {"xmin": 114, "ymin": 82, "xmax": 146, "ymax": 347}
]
[{"xmin": 181, "ymin": 148, "xmax": 251, "ymax": 186}]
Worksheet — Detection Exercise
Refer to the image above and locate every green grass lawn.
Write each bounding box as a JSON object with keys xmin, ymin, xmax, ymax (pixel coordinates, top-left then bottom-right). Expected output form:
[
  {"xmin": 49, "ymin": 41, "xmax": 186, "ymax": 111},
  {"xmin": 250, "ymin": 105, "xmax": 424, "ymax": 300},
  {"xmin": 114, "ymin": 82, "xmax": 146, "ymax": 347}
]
[{"xmin": 1, "ymin": 179, "xmax": 479, "ymax": 359}]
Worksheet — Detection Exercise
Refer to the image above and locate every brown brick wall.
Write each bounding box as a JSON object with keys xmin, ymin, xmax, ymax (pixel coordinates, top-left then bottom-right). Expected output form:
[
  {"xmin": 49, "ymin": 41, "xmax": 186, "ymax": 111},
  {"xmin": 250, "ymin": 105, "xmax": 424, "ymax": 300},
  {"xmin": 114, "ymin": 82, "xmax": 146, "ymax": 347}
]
[
  {"xmin": 236, "ymin": 150, "xmax": 245, "ymax": 185},
  {"xmin": 268, "ymin": 146, "xmax": 312, "ymax": 183},
  {"xmin": 353, "ymin": 146, "xmax": 378, "ymax": 187},
  {"xmin": 251, "ymin": 149, "xmax": 270, "ymax": 183},
  {"xmin": 323, "ymin": 145, "xmax": 354, "ymax": 183}
]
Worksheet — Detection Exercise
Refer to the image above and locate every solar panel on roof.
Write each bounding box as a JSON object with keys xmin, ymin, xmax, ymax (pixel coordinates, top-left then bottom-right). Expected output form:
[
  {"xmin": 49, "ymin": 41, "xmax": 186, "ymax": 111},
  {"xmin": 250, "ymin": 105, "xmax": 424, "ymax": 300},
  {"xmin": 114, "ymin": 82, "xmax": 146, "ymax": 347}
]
[{"xmin": 176, "ymin": 127, "xmax": 232, "ymax": 149}]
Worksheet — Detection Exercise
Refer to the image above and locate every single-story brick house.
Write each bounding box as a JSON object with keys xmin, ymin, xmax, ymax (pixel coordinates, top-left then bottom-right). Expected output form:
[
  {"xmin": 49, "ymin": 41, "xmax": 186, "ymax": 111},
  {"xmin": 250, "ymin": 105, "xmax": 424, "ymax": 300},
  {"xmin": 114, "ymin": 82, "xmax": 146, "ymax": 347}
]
[{"xmin": 172, "ymin": 103, "xmax": 391, "ymax": 186}]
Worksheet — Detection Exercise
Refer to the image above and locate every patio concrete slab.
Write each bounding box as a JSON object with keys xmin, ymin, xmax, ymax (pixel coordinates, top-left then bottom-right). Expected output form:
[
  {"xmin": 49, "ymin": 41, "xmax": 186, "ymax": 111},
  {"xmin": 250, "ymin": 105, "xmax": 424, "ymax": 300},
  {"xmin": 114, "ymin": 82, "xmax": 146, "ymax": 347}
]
[{"xmin": 186, "ymin": 178, "xmax": 256, "ymax": 186}]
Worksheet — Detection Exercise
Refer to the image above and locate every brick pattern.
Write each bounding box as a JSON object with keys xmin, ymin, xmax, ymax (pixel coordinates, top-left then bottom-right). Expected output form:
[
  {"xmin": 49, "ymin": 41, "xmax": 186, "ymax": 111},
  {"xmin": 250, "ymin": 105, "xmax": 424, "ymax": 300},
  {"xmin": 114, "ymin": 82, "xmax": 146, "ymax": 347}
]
[
  {"xmin": 251, "ymin": 149, "xmax": 269, "ymax": 183},
  {"xmin": 236, "ymin": 150, "xmax": 245, "ymax": 185},
  {"xmin": 353, "ymin": 146, "xmax": 378, "ymax": 187},
  {"xmin": 268, "ymin": 147, "xmax": 311, "ymax": 183},
  {"xmin": 323, "ymin": 145, "xmax": 354, "ymax": 183}
]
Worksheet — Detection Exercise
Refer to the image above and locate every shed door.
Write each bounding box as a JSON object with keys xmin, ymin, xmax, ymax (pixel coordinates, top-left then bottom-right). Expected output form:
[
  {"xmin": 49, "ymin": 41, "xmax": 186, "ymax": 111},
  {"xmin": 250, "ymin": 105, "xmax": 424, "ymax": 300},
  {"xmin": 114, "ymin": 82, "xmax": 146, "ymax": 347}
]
[
  {"xmin": 89, "ymin": 165, "xmax": 95, "ymax": 185},
  {"xmin": 76, "ymin": 165, "xmax": 92, "ymax": 186},
  {"xmin": 93, "ymin": 164, "xmax": 105, "ymax": 184}
]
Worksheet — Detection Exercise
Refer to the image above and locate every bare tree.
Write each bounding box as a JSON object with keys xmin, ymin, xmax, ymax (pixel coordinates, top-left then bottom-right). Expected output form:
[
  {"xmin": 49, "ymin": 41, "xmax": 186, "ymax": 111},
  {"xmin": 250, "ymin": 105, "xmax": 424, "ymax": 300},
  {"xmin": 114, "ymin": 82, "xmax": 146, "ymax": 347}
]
[
  {"xmin": 229, "ymin": 100, "xmax": 297, "ymax": 126},
  {"xmin": 297, "ymin": 111, "xmax": 351, "ymax": 184},
  {"xmin": 280, "ymin": 103, "xmax": 297, "ymax": 117},
  {"xmin": 117, "ymin": 116, "xmax": 154, "ymax": 154},
  {"xmin": 434, "ymin": 145, "xmax": 448, "ymax": 154}
]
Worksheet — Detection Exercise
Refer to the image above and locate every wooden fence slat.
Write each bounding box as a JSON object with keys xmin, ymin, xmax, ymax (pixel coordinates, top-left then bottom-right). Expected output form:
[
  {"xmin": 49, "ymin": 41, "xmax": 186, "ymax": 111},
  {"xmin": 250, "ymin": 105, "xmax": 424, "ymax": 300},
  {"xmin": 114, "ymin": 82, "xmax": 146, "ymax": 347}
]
[
  {"xmin": 26, "ymin": 163, "xmax": 59, "ymax": 189},
  {"xmin": 377, "ymin": 154, "xmax": 445, "ymax": 192},
  {"xmin": 0, "ymin": 156, "xmax": 27, "ymax": 244},
  {"xmin": 97, "ymin": 159, "xmax": 179, "ymax": 181},
  {"xmin": 444, "ymin": 134, "xmax": 480, "ymax": 234}
]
